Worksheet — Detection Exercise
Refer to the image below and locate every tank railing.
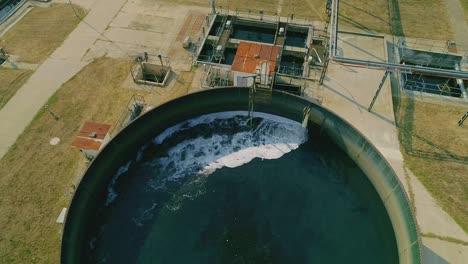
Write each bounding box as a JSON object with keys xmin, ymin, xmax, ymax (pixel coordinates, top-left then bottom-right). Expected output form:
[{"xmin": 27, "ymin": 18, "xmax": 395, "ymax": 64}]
[
  {"xmin": 0, "ymin": 0, "xmax": 28, "ymax": 24},
  {"xmin": 401, "ymin": 72, "xmax": 463, "ymax": 98},
  {"xmin": 328, "ymin": 0, "xmax": 468, "ymax": 81},
  {"xmin": 277, "ymin": 65, "xmax": 304, "ymax": 77},
  {"xmin": 109, "ymin": 95, "xmax": 146, "ymax": 138},
  {"xmin": 398, "ymin": 55, "xmax": 462, "ymax": 70},
  {"xmin": 192, "ymin": 14, "xmax": 217, "ymax": 60},
  {"xmin": 215, "ymin": 8, "xmax": 314, "ymax": 27},
  {"xmin": 201, "ymin": 66, "xmax": 233, "ymax": 88},
  {"xmin": 196, "ymin": 54, "xmax": 212, "ymax": 63},
  {"xmin": 276, "ymin": 70, "xmax": 319, "ymax": 82},
  {"xmin": 211, "ymin": 14, "xmax": 230, "ymax": 62},
  {"xmin": 398, "ymin": 38, "xmax": 468, "ymax": 58},
  {"xmin": 131, "ymin": 54, "xmax": 171, "ymax": 84}
]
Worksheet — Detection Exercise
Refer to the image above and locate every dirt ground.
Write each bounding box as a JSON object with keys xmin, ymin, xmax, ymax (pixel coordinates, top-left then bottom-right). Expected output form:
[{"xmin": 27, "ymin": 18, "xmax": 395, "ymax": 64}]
[
  {"xmin": 0, "ymin": 58, "xmax": 151, "ymax": 263},
  {"xmin": 0, "ymin": 4, "xmax": 85, "ymax": 64},
  {"xmin": 0, "ymin": 68, "xmax": 32, "ymax": 110},
  {"xmin": 396, "ymin": 97, "xmax": 468, "ymax": 232}
]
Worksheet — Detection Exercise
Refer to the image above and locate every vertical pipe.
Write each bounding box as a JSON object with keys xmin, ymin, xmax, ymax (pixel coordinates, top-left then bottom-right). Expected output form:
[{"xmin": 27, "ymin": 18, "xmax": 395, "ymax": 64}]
[
  {"xmin": 329, "ymin": 0, "xmax": 339, "ymax": 57},
  {"xmin": 455, "ymin": 63, "xmax": 468, "ymax": 100},
  {"xmin": 211, "ymin": 0, "xmax": 216, "ymax": 14}
]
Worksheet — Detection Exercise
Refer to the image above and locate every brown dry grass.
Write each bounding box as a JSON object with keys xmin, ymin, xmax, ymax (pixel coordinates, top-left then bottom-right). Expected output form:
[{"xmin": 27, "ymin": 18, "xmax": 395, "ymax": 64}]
[
  {"xmin": 161, "ymin": 0, "xmax": 453, "ymax": 40},
  {"xmin": 0, "ymin": 68, "xmax": 32, "ymax": 110},
  {"xmin": 339, "ymin": 0, "xmax": 453, "ymax": 40},
  {"xmin": 397, "ymin": 0, "xmax": 453, "ymax": 40},
  {"xmin": 163, "ymin": 0, "xmax": 324, "ymax": 19},
  {"xmin": 149, "ymin": 69, "xmax": 198, "ymax": 107},
  {"xmin": 462, "ymin": 0, "xmax": 468, "ymax": 22},
  {"xmin": 396, "ymin": 97, "xmax": 468, "ymax": 232},
  {"xmin": 281, "ymin": 0, "xmax": 326, "ymax": 20},
  {"xmin": 0, "ymin": 58, "xmax": 151, "ymax": 263},
  {"xmin": 0, "ymin": 4, "xmax": 85, "ymax": 64},
  {"xmin": 223, "ymin": 0, "xmax": 279, "ymax": 14},
  {"xmin": 339, "ymin": 0, "xmax": 392, "ymax": 34},
  {"xmin": 162, "ymin": 0, "xmax": 279, "ymax": 13}
]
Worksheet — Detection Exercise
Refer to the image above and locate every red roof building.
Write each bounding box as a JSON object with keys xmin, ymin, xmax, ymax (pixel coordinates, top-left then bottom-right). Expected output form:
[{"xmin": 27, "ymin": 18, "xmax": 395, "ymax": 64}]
[
  {"xmin": 231, "ymin": 42, "xmax": 280, "ymax": 75},
  {"xmin": 71, "ymin": 122, "xmax": 112, "ymax": 158}
]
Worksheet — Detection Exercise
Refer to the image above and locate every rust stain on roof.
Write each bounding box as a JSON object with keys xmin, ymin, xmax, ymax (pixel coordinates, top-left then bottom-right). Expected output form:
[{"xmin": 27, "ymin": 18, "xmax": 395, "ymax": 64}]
[
  {"xmin": 71, "ymin": 121, "xmax": 111, "ymax": 151},
  {"xmin": 231, "ymin": 42, "xmax": 279, "ymax": 75},
  {"xmin": 71, "ymin": 137, "xmax": 102, "ymax": 151},
  {"xmin": 77, "ymin": 121, "xmax": 111, "ymax": 140}
]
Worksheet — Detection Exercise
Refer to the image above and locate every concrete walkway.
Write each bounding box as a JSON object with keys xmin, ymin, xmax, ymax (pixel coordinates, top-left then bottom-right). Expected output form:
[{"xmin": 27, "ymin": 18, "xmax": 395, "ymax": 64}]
[
  {"xmin": 446, "ymin": 0, "xmax": 468, "ymax": 44},
  {"xmin": 0, "ymin": 0, "xmax": 129, "ymax": 160},
  {"xmin": 310, "ymin": 32, "xmax": 468, "ymax": 263}
]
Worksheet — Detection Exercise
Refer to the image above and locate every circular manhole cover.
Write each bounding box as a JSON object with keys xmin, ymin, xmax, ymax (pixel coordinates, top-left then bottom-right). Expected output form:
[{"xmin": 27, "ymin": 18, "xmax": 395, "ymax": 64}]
[{"xmin": 50, "ymin": 137, "xmax": 60, "ymax": 145}]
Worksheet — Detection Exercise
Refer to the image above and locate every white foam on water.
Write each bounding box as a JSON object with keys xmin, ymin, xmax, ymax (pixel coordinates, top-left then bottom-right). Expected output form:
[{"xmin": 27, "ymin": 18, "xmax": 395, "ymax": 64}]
[
  {"xmin": 152, "ymin": 111, "xmax": 298, "ymax": 145},
  {"xmin": 201, "ymin": 144, "xmax": 299, "ymax": 174},
  {"xmin": 153, "ymin": 111, "xmax": 307, "ymax": 181},
  {"xmin": 105, "ymin": 161, "xmax": 131, "ymax": 206},
  {"xmin": 105, "ymin": 112, "xmax": 307, "ymax": 208}
]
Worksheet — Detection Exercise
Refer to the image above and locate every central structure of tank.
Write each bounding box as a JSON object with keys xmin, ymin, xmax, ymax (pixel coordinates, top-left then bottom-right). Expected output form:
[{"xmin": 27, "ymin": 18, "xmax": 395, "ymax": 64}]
[{"xmin": 61, "ymin": 88, "xmax": 422, "ymax": 263}]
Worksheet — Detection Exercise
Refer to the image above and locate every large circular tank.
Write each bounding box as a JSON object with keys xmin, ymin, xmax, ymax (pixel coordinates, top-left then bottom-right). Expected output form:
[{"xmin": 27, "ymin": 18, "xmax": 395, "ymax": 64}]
[{"xmin": 61, "ymin": 88, "xmax": 422, "ymax": 263}]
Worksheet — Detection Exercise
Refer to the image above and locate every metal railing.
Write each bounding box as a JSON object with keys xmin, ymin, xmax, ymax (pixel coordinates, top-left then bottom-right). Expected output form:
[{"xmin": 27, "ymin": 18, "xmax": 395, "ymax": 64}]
[
  {"xmin": 328, "ymin": 0, "xmax": 468, "ymax": 81},
  {"xmin": 215, "ymin": 8, "xmax": 314, "ymax": 27},
  {"xmin": 399, "ymin": 38, "xmax": 468, "ymax": 58},
  {"xmin": 277, "ymin": 65, "xmax": 303, "ymax": 77},
  {"xmin": 109, "ymin": 95, "xmax": 145, "ymax": 138},
  {"xmin": 401, "ymin": 72, "xmax": 462, "ymax": 98},
  {"xmin": 0, "ymin": 0, "xmax": 27, "ymax": 24}
]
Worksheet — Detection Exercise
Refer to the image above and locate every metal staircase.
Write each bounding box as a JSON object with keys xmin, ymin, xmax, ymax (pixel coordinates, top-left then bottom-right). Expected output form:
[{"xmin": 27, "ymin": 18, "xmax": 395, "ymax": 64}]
[
  {"xmin": 248, "ymin": 71, "xmax": 274, "ymax": 125},
  {"xmin": 212, "ymin": 16, "xmax": 234, "ymax": 63}
]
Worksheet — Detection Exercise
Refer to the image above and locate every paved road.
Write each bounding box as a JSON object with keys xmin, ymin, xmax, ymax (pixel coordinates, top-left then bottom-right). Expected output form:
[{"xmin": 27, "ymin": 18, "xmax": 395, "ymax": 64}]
[{"xmin": 0, "ymin": 0, "xmax": 128, "ymax": 160}]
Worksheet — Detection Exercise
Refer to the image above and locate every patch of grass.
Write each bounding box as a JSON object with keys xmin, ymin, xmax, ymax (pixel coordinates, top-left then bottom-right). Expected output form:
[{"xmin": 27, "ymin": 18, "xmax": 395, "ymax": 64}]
[
  {"xmin": 163, "ymin": 0, "xmax": 324, "ymax": 19},
  {"xmin": 339, "ymin": 0, "xmax": 453, "ymax": 40},
  {"xmin": 0, "ymin": 68, "xmax": 32, "ymax": 109},
  {"xmin": 282, "ymin": 0, "xmax": 326, "ymax": 20},
  {"xmin": 162, "ymin": 0, "xmax": 454, "ymax": 40},
  {"xmin": 0, "ymin": 58, "xmax": 151, "ymax": 263},
  {"xmin": 396, "ymin": 97, "xmax": 468, "ymax": 233},
  {"xmin": 339, "ymin": 0, "xmax": 391, "ymax": 34},
  {"xmin": 223, "ymin": 0, "xmax": 279, "ymax": 14},
  {"xmin": 397, "ymin": 0, "xmax": 453, "ymax": 40},
  {"xmin": 462, "ymin": 0, "xmax": 468, "ymax": 23},
  {"xmin": 0, "ymin": 4, "xmax": 85, "ymax": 64},
  {"xmin": 148, "ymin": 69, "xmax": 197, "ymax": 107}
]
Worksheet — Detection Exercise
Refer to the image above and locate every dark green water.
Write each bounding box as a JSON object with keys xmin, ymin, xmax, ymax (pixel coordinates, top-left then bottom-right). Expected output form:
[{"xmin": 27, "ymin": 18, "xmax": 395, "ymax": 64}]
[{"xmin": 86, "ymin": 112, "xmax": 398, "ymax": 263}]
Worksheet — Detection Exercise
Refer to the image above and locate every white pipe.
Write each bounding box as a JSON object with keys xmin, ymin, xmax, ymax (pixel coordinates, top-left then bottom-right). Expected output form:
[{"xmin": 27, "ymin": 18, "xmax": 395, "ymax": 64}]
[
  {"xmin": 312, "ymin": 48, "xmax": 322, "ymax": 63},
  {"xmin": 455, "ymin": 63, "xmax": 468, "ymax": 100}
]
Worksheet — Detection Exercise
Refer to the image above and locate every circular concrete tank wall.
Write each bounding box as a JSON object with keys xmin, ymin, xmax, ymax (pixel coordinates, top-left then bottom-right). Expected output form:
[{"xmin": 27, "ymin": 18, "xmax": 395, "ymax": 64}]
[{"xmin": 61, "ymin": 88, "xmax": 422, "ymax": 263}]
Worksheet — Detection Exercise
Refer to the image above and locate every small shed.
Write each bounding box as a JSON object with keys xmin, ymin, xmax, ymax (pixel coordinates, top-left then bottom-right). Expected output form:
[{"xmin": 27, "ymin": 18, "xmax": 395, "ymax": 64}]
[{"xmin": 71, "ymin": 121, "xmax": 112, "ymax": 160}]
